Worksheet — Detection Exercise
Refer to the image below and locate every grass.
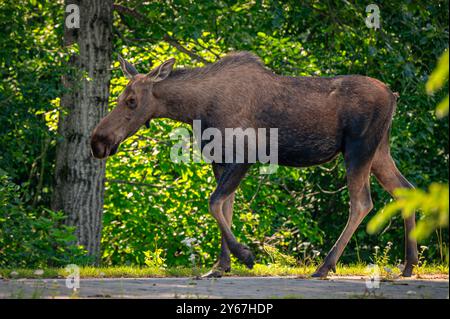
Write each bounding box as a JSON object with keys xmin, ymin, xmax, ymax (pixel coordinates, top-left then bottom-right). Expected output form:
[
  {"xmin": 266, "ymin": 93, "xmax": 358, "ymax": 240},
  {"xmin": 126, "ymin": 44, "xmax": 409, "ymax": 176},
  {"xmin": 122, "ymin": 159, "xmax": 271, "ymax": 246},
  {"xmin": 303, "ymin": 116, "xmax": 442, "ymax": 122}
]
[{"xmin": 0, "ymin": 263, "xmax": 448, "ymax": 279}]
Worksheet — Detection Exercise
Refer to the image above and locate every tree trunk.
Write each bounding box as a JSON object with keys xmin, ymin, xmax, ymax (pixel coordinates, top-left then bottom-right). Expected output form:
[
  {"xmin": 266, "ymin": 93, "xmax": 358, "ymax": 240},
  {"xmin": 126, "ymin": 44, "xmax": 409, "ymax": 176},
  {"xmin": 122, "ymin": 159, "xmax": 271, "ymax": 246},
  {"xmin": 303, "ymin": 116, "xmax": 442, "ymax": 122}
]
[{"xmin": 52, "ymin": 0, "xmax": 113, "ymax": 262}]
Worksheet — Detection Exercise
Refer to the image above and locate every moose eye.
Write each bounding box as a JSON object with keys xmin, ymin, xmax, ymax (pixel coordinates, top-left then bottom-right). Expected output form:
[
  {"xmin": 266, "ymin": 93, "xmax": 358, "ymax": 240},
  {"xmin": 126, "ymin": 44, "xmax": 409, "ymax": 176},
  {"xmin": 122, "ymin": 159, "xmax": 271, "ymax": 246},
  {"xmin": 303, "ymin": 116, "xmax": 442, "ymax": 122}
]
[{"xmin": 127, "ymin": 98, "xmax": 137, "ymax": 109}]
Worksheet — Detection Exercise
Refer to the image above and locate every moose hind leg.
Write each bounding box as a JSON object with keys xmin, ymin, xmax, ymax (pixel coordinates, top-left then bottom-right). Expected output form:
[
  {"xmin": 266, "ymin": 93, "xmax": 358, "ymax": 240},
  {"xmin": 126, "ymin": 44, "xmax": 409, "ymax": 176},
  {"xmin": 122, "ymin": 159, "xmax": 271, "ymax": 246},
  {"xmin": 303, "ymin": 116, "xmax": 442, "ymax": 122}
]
[
  {"xmin": 371, "ymin": 148, "xmax": 418, "ymax": 277},
  {"xmin": 312, "ymin": 152, "xmax": 374, "ymax": 278}
]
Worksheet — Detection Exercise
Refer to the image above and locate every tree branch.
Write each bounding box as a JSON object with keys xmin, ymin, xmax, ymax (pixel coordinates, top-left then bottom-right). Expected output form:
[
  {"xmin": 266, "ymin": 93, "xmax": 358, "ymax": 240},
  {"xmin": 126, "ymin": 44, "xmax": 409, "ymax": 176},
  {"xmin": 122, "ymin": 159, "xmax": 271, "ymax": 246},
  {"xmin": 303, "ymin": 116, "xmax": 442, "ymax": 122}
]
[
  {"xmin": 163, "ymin": 34, "xmax": 209, "ymax": 64},
  {"xmin": 112, "ymin": 4, "xmax": 209, "ymax": 64},
  {"xmin": 317, "ymin": 184, "xmax": 347, "ymax": 194},
  {"xmin": 113, "ymin": 4, "xmax": 146, "ymax": 20},
  {"xmin": 106, "ymin": 178, "xmax": 172, "ymax": 189}
]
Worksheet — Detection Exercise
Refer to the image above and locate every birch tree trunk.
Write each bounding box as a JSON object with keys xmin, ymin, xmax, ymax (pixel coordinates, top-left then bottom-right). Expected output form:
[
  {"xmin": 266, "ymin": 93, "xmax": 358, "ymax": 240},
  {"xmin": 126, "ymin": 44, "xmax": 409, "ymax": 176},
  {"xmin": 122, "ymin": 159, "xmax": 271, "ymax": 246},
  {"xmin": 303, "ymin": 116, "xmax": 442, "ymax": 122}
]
[{"xmin": 52, "ymin": 0, "xmax": 113, "ymax": 262}]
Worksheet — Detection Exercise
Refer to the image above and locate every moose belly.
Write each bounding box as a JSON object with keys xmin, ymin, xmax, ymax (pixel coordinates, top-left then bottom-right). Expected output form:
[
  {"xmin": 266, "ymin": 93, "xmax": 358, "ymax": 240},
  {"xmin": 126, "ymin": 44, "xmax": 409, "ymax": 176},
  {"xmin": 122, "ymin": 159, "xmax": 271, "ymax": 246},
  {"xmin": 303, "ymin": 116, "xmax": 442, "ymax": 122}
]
[{"xmin": 275, "ymin": 134, "xmax": 342, "ymax": 167}]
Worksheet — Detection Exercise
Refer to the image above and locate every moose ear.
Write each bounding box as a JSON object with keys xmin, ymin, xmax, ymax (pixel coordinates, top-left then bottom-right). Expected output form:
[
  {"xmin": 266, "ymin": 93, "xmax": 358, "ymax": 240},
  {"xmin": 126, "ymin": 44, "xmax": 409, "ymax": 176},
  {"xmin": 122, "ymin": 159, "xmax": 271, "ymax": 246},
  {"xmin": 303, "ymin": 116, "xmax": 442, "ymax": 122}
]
[
  {"xmin": 118, "ymin": 54, "xmax": 138, "ymax": 79},
  {"xmin": 147, "ymin": 58, "xmax": 175, "ymax": 82}
]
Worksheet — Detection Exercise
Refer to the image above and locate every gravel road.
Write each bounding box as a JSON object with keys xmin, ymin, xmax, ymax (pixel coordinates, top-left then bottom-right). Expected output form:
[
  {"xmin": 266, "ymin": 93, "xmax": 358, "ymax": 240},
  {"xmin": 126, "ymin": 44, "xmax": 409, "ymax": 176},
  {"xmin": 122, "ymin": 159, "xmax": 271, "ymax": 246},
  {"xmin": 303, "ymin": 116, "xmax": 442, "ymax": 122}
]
[{"xmin": 0, "ymin": 276, "xmax": 448, "ymax": 299}]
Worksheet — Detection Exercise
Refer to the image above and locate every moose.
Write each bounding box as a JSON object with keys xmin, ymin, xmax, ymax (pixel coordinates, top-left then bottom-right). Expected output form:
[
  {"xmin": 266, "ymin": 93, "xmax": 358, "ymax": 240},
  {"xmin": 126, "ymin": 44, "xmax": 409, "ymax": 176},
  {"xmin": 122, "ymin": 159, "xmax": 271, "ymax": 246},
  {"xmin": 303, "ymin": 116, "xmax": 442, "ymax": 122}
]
[{"xmin": 91, "ymin": 51, "xmax": 418, "ymax": 278}]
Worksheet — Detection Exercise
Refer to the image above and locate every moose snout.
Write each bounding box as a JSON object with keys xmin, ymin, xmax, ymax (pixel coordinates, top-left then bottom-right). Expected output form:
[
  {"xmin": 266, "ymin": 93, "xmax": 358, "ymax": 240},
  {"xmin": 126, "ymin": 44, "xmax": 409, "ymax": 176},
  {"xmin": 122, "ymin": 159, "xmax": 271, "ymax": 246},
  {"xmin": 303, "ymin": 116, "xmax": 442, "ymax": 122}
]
[
  {"xmin": 90, "ymin": 132, "xmax": 119, "ymax": 159},
  {"xmin": 90, "ymin": 134, "xmax": 109, "ymax": 159}
]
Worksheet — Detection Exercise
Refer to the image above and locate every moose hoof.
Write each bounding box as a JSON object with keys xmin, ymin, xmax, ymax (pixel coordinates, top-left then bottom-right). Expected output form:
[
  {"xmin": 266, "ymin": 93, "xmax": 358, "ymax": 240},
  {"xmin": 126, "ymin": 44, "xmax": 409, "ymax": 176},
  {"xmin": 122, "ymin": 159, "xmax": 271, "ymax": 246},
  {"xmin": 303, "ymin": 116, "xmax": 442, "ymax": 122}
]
[
  {"xmin": 311, "ymin": 264, "xmax": 336, "ymax": 278},
  {"xmin": 201, "ymin": 262, "xmax": 231, "ymax": 278},
  {"xmin": 230, "ymin": 243, "xmax": 255, "ymax": 269},
  {"xmin": 202, "ymin": 269, "xmax": 224, "ymax": 278},
  {"xmin": 311, "ymin": 270, "xmax": 327, "ymax": 278},
  {"xmin": 242, "ymin": 248, "xmax": 255, "ymax": 269},
  {"xmin": 234, "ymin": 245, "xmax": 254, "ymax": 269},
  {"xmin": 244, "ymin": 255, "xmax": 255, "ymax": 269},
  {"xmin": 401, "ymin": 263, "xmax": 416, "ymax": 277},
  {"xmin": 222, "ymin": 265, "xmax": 231, "ymax": 273}
]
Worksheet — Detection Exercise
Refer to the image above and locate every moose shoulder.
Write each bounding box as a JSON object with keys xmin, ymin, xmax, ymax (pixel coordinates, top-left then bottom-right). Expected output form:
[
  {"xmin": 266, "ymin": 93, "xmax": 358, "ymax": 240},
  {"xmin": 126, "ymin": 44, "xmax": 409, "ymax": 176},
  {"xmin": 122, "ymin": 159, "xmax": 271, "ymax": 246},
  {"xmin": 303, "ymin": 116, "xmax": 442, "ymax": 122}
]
[{"xmin": 91, "ymin": 51, "xmax": 418, "ymax": 278}]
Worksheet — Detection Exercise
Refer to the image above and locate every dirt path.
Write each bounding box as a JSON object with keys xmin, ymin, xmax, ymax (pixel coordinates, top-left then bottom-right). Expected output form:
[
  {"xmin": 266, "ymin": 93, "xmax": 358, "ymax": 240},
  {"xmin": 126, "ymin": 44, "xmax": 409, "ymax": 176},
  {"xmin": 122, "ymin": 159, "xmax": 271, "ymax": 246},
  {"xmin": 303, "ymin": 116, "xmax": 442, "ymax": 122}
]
[{"xmin": 0, "ymin": 276, "xmax": 448, "ymax": 299}]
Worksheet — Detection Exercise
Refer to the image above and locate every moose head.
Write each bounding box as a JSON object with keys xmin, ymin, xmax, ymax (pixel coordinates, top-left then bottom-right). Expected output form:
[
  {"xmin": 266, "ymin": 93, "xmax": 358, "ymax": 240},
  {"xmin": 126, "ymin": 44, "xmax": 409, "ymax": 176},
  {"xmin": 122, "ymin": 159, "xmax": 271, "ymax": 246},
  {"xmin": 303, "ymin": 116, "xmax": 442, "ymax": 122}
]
[{"xmin": 90, "ymin": 55, "xmax": 175, "ymax": 159}]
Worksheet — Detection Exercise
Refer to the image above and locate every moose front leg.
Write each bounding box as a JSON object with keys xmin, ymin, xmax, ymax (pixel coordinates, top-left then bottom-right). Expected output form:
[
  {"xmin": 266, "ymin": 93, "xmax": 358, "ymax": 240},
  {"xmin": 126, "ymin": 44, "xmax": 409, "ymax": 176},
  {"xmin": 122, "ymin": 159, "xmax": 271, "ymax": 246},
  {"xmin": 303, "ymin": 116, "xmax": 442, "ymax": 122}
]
[
  {"xmin": 208, "ymin": 164, "xmax": 254, "ymax": 271},
  {"xmin": 218, "ymin": 193, "xmax": 235, "ymax": 271},
  {"xmin": 202, "ymin": 193, "xmax": 235, "ymax": 278},
  {"xmin": 202, "ymin": 163, "xmax": 236, "ymax": 278}
]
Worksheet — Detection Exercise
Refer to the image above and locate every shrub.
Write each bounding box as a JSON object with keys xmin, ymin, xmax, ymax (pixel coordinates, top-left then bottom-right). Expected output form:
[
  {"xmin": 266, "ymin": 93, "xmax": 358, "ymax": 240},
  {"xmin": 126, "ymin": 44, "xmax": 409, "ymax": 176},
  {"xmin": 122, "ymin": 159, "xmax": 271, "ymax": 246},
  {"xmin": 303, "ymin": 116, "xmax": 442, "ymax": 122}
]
[{"xmin": 0, "ymin": 170, "xmax": 89, "ymax": 268}]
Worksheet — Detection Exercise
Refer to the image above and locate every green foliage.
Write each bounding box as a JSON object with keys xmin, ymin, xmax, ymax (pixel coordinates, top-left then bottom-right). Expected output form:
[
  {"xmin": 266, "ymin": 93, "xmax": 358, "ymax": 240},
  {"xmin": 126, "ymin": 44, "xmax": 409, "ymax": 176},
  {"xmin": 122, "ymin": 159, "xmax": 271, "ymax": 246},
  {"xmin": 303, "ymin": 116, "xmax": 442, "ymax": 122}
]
[
  {"xmin": 371, "ymin": 242, "xmax": 394, "ymax": 274},
  {"xmin": 0, "ymin": 1, "xmax": 448, "ymax": 268},
  {"xmin": 414, "ymin": 245, "xmax": 430, "ymax": 277},
  {"xmin": 0, "ymin": 0, "xmax": 64, "ymax": 187},
  {"xmin": 368, "ymin": 183, "xmax": 449, "ymax": 242},
  {"xmin": 426, "ymin": 50, "xmax": 449, "ymax": 117},
  {"xmin": 263, "ymin": 245, "xmax": 297, "ymax": 267},
  {"xmin": 144, "ymin": 248, "xmax": 167, "ymax": 268},
  {"xmin": 0, "ymin": 170, "xmax": 88, "ymax": 267}
]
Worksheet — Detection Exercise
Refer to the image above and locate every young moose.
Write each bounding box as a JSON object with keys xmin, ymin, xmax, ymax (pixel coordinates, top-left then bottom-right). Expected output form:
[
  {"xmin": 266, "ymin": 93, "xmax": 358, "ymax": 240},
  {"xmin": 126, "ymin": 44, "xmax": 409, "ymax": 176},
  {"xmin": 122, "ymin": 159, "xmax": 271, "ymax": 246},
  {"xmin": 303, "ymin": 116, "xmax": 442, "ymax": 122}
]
[{"xmin": 91, "ymin": 52, "xmax": 419, "ymax": 278}]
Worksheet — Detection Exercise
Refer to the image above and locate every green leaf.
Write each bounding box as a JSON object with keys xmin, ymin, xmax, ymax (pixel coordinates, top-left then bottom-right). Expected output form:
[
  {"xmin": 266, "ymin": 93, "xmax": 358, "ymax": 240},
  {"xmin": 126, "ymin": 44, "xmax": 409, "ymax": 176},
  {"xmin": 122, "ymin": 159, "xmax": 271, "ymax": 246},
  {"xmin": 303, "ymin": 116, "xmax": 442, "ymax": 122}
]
[{"xmin": 426, "ymin": 50, "xmax": 449, "ymax": 94}]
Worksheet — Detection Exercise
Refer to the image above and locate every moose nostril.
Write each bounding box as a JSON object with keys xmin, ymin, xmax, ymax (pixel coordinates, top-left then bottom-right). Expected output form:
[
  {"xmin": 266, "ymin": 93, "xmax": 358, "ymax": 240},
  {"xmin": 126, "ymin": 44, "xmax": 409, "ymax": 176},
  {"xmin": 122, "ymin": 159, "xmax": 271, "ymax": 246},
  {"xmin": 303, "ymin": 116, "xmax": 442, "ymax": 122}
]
[
  {"xmin": 91, "ymin": 134, "xmax": 110, "ymax": 159},
  {"xmin": 91, "ymin": 140, "xmax": 106, "ymax": 159}
]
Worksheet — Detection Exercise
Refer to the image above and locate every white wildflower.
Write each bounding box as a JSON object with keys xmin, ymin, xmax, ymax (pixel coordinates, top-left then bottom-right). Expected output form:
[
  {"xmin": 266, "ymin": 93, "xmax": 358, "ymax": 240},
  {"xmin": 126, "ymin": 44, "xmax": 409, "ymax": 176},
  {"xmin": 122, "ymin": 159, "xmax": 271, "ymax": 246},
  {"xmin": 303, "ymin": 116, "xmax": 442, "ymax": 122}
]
[{"xmin": 181, "ymin": 237, "xmax": 197, "ymax": 248}]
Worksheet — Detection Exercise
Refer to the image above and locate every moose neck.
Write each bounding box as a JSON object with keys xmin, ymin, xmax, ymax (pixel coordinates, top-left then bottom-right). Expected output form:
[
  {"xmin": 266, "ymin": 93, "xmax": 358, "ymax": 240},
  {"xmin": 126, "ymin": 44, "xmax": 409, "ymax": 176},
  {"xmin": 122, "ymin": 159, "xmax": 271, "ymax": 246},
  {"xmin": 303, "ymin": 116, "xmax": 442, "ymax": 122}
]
[{"xmin": 152, "ymin": 70, "xmax": 210, "ymax": 125}]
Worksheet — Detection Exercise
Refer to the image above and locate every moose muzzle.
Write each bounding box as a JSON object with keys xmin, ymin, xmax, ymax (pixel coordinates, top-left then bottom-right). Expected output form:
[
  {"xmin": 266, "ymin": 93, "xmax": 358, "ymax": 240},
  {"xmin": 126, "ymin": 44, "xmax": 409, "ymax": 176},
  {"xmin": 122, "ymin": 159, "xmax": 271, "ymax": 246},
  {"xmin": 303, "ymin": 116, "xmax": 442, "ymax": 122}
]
[{"xmin": 90, "ymin": 133, "xmax": 120, "ymax": 159}]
